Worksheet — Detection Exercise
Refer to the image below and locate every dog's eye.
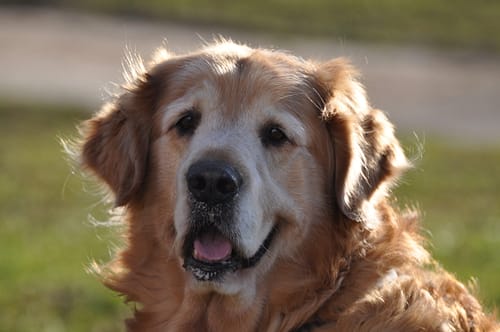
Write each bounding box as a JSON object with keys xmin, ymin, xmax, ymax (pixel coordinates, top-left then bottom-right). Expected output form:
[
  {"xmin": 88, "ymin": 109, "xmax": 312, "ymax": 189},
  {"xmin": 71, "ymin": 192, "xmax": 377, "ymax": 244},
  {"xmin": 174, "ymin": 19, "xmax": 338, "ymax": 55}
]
[
  {"xmin": 175, "ymin": 111, "xmax": 200, "ymax": 136},
  {"xmin": 261, "ymin": 125, "xmax": 289, "ymax": 147}
]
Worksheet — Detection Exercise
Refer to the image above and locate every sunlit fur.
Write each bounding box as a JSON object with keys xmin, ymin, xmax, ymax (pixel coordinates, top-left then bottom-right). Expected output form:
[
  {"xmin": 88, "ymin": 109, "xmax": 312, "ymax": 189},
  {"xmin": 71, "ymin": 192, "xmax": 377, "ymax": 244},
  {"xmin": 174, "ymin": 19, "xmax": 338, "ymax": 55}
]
[{"xmin": 78, "ymin": 41, "xmax": 498, "ymax": 331}]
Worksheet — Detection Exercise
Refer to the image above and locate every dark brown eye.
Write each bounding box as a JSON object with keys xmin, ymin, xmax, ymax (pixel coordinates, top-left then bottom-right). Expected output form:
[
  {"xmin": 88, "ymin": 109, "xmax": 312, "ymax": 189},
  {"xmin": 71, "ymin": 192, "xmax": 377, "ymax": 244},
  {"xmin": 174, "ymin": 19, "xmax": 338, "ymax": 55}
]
[
  {"xmin": 261, "ymin": 124, "xmax": 289, "ymax": 147},
  {"xmin": 175, "ymin": 110, "xmax": 200, "ymax": 136}
]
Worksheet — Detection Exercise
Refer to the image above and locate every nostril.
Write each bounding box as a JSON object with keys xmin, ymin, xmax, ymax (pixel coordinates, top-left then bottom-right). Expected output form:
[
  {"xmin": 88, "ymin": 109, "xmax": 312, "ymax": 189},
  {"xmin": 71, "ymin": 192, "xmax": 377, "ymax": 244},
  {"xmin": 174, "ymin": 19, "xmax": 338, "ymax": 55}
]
[
  {"xmin": 188, "ymin": 175, "xmax": 206, "ymax": 192},
  {"xmin": 216, "ymin": 175, "xmax": 238, "ymax": 196}
]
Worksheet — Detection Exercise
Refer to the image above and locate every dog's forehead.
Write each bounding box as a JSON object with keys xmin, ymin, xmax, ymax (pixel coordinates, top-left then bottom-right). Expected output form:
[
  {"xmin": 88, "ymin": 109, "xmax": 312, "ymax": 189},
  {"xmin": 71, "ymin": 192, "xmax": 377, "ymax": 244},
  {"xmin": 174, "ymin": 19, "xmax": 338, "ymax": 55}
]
[
  {"xmin": 208, "ymin": 48, "xmax": 314, "ymax": 106},
  {"xmin": 160, "ymin": 45, "xmax": 320, "ymax": 124}
]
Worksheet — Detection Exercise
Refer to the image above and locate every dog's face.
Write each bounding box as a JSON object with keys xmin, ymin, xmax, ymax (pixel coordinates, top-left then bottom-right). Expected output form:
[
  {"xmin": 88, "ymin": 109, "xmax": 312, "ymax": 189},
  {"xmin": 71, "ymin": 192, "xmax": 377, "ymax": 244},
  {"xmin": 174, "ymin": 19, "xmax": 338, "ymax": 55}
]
[
  {"xmin": 149, "ymin": 44, "xmax": 333, "ymax": 295},
  {"xmin": 81, "ymin": 42, "xmax": 407, "ymax": 299}
]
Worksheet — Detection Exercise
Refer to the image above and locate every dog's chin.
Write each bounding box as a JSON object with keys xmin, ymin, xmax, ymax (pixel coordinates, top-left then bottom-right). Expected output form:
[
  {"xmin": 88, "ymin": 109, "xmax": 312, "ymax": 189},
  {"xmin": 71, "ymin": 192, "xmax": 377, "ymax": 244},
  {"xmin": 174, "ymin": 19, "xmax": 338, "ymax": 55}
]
[{"xmin": 181, "ymin": 224, "xmax": 277, "ymax": 287}]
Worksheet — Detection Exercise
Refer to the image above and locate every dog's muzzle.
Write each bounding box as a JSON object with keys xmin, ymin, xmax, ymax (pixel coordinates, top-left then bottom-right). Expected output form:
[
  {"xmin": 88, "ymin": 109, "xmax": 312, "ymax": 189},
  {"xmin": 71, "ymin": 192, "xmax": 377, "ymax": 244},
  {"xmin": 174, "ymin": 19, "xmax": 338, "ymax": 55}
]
[{"xmin": 181, "ymin": 159, "xmax": 276, "ymax": 282}]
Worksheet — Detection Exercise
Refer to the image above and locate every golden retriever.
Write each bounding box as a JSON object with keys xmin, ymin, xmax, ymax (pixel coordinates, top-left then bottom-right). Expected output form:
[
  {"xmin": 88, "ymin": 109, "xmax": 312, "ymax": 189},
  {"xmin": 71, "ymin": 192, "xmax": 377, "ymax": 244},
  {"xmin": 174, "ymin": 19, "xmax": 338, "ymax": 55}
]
[{"xmin": 77, "ymin": 41, "xmax": 498, "ymax": 331}]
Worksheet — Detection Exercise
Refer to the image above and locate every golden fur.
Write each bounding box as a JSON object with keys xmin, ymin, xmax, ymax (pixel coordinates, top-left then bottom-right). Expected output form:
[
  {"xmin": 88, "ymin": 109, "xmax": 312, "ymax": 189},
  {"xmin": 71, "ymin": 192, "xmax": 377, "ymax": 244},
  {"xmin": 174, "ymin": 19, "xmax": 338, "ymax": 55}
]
[{"xmin": 78, "ymin": 41, "xmax": 498, "ymax": 331}]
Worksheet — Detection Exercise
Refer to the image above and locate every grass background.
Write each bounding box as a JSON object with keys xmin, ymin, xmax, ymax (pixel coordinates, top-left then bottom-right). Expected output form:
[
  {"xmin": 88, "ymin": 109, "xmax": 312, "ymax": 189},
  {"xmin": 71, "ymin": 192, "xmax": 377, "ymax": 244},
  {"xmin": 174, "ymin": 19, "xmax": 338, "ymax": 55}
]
[
  {"xmin": 0, "ymin": 101, "xmax": 498, "ymax": 331},
  {"xmin": 0, "ymin": 102, "xmax": 125, "ymax": 332},
  {"xmin": 6, "ymin": 0, "xmax": 500, "ymax": 52}
]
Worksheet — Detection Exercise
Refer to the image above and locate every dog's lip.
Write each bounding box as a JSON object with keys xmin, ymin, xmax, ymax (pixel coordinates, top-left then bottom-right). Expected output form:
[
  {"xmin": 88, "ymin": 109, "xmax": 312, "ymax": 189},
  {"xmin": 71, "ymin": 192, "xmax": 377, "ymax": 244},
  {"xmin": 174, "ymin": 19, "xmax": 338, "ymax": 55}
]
[{"xmin": 182, "ymin": 225, "xmax": 278, "ymax": 282}]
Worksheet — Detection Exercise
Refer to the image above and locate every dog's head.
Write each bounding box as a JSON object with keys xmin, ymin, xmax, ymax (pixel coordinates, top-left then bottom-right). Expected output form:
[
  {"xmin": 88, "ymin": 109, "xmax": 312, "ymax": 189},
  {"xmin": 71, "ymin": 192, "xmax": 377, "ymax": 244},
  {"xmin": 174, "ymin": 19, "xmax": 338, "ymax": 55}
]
[{"xmin": 80, "ymin": 41, "xmax": 408, "ymax": 298}]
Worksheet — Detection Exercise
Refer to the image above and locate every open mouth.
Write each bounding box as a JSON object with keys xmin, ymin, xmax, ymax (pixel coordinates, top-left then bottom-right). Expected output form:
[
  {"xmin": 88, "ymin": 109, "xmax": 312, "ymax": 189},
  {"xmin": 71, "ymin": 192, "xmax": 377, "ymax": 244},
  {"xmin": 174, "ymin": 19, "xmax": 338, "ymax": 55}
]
[{"xmin": 182, "ymin": 225, "xmax": 277, "ymax": 282}]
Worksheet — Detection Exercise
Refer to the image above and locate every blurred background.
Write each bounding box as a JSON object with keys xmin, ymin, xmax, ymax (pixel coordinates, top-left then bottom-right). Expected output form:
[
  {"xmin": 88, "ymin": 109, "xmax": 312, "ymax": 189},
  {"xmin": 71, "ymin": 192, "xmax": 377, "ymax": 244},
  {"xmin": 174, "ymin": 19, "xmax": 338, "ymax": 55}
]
[{"xmin": 0, "ymin": 1, "xmax": 499, "ymax": 331}]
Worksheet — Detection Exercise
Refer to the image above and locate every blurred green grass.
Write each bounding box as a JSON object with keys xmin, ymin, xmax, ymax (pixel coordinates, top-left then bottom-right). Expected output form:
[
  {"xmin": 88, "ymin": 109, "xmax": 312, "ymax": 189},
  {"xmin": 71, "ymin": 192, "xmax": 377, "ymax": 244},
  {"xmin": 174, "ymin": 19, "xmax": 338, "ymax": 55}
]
[
  {"xmin": 0, "ymin": 101, "xmax": 498, "ymax": 330},
  {"xmin": 11, "ymin": 0, "xmax": 500, "ymax": 51},
  {"xmin": 0, "ymin": 101, "xmax": 125, "ymax": 331},
  {"xmin": 395, "ymin": 138, "xmax": 500, "ymax": 308}
]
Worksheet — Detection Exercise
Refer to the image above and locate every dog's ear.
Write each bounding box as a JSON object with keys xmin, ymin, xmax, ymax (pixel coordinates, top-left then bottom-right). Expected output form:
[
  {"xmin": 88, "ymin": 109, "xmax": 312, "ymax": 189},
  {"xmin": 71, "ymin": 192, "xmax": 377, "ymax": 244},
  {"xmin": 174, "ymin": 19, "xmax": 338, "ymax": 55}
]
[
  {"xmin": 316, "ymin": 59, "xmax": 409, "ymax": 228},
  {"xmin": 80, "ymin": 63, "xmax": 161, "ymax": 206}
]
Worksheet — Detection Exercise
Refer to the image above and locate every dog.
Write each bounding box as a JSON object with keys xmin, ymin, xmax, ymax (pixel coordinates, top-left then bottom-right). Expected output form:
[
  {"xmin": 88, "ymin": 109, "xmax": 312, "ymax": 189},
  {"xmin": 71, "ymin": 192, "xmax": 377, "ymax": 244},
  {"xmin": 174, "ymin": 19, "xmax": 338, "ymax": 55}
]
[{"xmin": 77, "ymin": 40, "xmax": 498, "ymax": 331}]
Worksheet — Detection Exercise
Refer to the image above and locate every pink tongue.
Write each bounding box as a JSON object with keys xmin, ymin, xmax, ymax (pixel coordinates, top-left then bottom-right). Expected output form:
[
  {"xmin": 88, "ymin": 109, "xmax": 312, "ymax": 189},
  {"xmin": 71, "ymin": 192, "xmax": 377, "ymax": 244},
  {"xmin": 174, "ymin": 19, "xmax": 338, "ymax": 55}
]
[{"xmin": 193, "ymin": 232, "xmax": 232, "ymax": 262}]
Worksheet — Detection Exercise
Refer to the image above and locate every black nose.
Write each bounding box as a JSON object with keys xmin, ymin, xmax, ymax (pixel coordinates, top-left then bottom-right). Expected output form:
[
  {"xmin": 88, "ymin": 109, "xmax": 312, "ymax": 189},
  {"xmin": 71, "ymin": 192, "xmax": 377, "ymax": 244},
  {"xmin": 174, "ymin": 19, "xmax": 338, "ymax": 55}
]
[{"xmin": 186, "ymin": 160, "xmax": 243, "ymax": 205}]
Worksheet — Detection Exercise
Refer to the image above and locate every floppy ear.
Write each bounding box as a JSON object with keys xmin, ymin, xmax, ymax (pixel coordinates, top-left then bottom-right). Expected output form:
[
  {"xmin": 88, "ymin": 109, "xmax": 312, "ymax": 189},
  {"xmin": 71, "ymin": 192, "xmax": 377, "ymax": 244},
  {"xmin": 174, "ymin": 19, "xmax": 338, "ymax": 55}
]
[
  {"xmin": 81, "ymin": 66, "xmax": 159, "ymax": 206},
  {"xmin": 317, "ymin": 59, "xmax": 409, "ymax": 228}
]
